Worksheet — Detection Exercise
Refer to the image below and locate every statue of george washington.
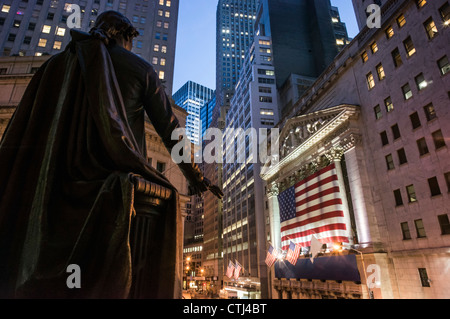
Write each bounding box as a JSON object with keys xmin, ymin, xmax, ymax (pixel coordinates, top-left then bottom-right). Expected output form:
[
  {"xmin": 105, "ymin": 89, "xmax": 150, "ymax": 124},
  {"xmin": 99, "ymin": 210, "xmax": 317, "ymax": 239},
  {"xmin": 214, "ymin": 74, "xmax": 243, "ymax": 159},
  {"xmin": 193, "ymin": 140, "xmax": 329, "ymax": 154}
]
[{"xmin": 0, "ymin": 11, "xmax": 222, "ymax": 299}]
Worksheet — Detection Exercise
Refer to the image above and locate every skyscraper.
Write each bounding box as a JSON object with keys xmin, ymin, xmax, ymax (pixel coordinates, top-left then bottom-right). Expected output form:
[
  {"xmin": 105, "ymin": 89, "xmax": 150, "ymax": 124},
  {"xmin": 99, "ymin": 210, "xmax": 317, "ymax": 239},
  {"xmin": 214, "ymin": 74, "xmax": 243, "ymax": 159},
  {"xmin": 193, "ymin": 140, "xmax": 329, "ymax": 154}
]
[
  {"xmin": 172, "ymin": 81, "xmax": 215, "ymax": 145},
  {"xmin": 0, "ymin": 0, "xmax": 179, "ymax": 95}
]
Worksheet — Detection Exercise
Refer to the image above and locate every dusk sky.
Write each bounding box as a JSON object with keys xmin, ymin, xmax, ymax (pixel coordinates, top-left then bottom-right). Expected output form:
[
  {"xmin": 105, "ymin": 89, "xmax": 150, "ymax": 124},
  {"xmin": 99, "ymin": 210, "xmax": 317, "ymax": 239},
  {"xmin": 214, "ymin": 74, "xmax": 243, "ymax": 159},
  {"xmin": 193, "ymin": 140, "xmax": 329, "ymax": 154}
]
[{"xmin": 172, "ymin": 0, "xmax": 360, "ymax": 94}]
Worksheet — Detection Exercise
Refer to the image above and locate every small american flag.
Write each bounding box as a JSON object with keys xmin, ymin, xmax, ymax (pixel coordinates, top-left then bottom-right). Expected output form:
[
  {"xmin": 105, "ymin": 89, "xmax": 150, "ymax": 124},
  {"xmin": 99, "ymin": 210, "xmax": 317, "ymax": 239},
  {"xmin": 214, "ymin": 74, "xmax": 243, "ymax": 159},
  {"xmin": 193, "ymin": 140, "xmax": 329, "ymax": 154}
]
[
  {"xmin": 286, "ymin": 241, "xmax": 301, "ymax": 265},
  {"xmin": 226, "ymin": 260, "xmax": 234, "ymax": 279},
  {"xmin": 278, "ymin": 163, "xmax": 349, "ymax": 250},
  {"xmin": 265, "ymin": 244, "xmax": 278, "ymax": 267},
  {"xmin": 234, "ymin": 260, "xmax": 242, "ymax": 280}
]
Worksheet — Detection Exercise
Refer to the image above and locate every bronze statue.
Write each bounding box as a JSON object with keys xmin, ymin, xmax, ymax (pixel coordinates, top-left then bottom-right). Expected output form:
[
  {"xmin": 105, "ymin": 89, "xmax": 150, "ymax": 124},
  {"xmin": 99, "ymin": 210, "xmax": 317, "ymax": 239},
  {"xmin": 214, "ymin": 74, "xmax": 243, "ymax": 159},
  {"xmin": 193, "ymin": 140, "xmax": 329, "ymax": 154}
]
[{"xmin": 0, "ymin": 11, "xmax": 222, "ymax": 299}]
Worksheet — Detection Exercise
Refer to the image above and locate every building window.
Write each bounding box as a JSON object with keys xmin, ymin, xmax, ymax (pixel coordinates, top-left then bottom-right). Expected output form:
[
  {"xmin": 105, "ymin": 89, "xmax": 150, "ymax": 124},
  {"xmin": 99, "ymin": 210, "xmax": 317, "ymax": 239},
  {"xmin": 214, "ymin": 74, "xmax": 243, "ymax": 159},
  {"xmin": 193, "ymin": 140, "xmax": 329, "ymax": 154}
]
[
  {"xmin": 23, "ymin": 36, "xmax": 32, "ymax": 45},
  {"xmin": 161, "ymin": 45, "xmax": 167, "ymax": 53},
  {"xmin": 397, "ymin": 14, "xmax": 406, "ymax": 27},
  {"xmin": 259, "ymin": 96, "xmax": 272, "ymax": 103},
  {"xmin": 418, "ymin": 268, "xmax": 430, "ymax": 288},
  {"xmin": 38, "ymin": 38, "xmax": 47, "ymax": 47},
  {"xmin": 374, "ymin": 105, "xmax": 382, "ymax": 119},
  {"xmin": 437, "ymin": 56, "xmax": 450, "ymax": 75},
  {"xmin": 380, "ymin": 131, "xmax": 389, "ymax": 146},
  {"xmin": 432, "ymin": 129, "xmax": 446, "ymax": 149},
  {"xmin": 152, "ymin": 57, "xmax": 158, "ymax": 65},
  {"xmin": 397, "ymin": 148, "xmax": 408, "ymax": 165},
  {"xmin": 259, "ymin": 87, "xmax": 272, "ymax": 94},
  {"xmin": 394, "ymin": 189, "xmax": 403, "ymax": 206},
  {"xmin": 403, "ymin": 36, "xmax": 416, "ymax": 57},
  {"xmin": 164, "ymin": 22, "xmax": 169, "ymax": 29},
  {"xmin": 42, "ymin": 25, "xmax": 51, "ymax": 34},
  {"xmin": 53, "ymin": 41, "xmax": 62, "ymax": 50},
  {"xmin": 414, "ymin": 219, "xmax": 426, "ymax": 238},
  {"xmin": 361, "ymin": 51, "xmax": 368, "ymax": 63},
  {"xmin": 438, "ymin": 214, "xmax": 450, "ymax": 235},
  {"xmin": 424, "ymin": 17, "xmax": 438, "ymax": 39},
  {"xmin": 1, "ymin": 5, "xmax": 10, "ymax": 13},
  {"xmin": 366, "ymin": 72, "xmax": 375, "ymax": 90},
  {"xmin": 156, "ymin": 161, "xmax": 166, "ymax": 173},
  {"xmin": 56, "ymin": 27, "xmax": 66, "ymax": 37},
  {"xmin": 385, "ymin": 26, "xmax": 394, "ymax": 39},
  {"xmin": 384, "ymin": 97, "xmax": 394, "ymax": 112},
  {"xmin": 165, "ymin": 11, "xmax": 170, "ymax": 18},
  {"xmin": 406, "ymin": 184, "xmax": 417, "ymax": 203},
  {"xmin": 402, "ymin": 83, "xmax": 412, "ymax": 100},
  {"xmin": 376, "ymin": 63, "xmax": 386, "ymax": 80},
  {"xmin": 401, "ymin": 222, "xmax": 411, "ymax": 239},
  {"xmin": 428, "ymin": 176, "xmax": 442, "ymax": 196},
  {"xmin": 160, "ymin": 58, "xmax": 166, "ymax": 66},
  {"xmin": 416, "ymin": 0, "xmax": 427, "ymax": 8},
  {"xmin": 444, "ymin": 172, "xmax": 450, "ymax": 192},
  {"xmin": 391, "ymin": 124, "xmax": 401, "ymax": 140},
  {"xmin": 159, "ymin": 71, "xmax": 165, "ymax": 80},
  {"xmin": 391, "ymin": 48, "xmax": 403, "ymax": 67},
  {"xmin": 153, "ymin": 44, "xmax": 159, "ymax": 52},
  {"xmin": 417, "ymin": 137, "xmax": 429, "ymax": 156},
  {"xmin": 370, "ymin": 42, "xmax": 378, "ymax": 54},
  {"xmin": 439, "ymin": 2, "xmax": 450, "ymax": 25},
  {"xmin": 385, "ymin": 154, "xmax": 395, "ymax": 170},
  {"xmin": 415, "ymin": 73, "xmax": 427, "ymax": 91},
  {"xmin": 47, "ymin": 12, "xmax": 54, "ymax": 20},
  {"xmin": 423, "ymin": 103, "xmax": 437, "ymax": 121},
  {"xmin": 410, "ymin": 112, "xmax": 421, "ymax": 129}
]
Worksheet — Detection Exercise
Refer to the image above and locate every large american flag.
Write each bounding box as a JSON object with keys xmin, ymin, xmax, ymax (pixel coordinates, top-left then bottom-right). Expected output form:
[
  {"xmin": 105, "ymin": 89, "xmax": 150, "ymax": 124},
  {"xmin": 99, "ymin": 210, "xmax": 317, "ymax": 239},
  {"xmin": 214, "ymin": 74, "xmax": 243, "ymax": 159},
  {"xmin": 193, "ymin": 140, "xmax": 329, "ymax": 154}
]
[
  {"xmin": 234, "ymin": 260, "xmax": 242, "ymax": 280},
  {"xmin": 278, "ymin": 163, "xmax": 349, "ymax": 251}
]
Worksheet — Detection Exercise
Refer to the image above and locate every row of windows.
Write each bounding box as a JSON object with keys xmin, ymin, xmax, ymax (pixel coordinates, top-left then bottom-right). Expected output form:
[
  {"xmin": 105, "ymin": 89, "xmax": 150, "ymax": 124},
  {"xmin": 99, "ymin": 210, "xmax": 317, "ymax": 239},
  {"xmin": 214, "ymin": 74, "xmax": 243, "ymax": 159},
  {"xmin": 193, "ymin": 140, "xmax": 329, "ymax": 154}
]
[
  {"xmin": 393, "ymin": 173, "xmax": 450, "ymax": 208},
  {"xmin": 400, "ymin": 213, "xmax": 450, "ymax": 242}
]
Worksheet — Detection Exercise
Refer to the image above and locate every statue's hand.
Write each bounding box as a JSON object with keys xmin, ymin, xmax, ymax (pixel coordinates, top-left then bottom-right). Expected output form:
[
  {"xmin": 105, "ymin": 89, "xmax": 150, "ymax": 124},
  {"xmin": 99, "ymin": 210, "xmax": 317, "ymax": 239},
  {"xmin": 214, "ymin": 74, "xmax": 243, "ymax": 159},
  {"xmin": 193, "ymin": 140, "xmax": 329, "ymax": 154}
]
[{"xmin": 188, "ymin": 177, "xmax": 223, "ymax": 199}]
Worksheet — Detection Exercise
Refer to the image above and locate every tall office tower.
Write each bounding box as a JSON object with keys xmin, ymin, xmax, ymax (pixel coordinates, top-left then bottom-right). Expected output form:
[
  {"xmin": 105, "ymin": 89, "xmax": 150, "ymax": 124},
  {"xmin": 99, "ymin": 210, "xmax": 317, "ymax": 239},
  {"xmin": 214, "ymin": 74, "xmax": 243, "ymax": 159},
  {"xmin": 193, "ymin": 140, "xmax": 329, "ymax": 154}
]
[
  {"xmin": 216, "ymin": 0, "xmax": 259, "ymax": 108},
  {"xmin": 172, "ymin": 81, "xmax": 215, "ymax": 145},
  {"xmin": 221, "ymin": 34, "xmax": 278, "ymax": 299},
  {"xmin": 0, "ymin": 0, "xmax": 179, "ymax": 95},
  {"xmin": 200, "ymin": 95, "xmax": 216, "ymax": 139},
  {"xmin": 254, "ymin": 0, "xmax": 350, "ymax": 117}
]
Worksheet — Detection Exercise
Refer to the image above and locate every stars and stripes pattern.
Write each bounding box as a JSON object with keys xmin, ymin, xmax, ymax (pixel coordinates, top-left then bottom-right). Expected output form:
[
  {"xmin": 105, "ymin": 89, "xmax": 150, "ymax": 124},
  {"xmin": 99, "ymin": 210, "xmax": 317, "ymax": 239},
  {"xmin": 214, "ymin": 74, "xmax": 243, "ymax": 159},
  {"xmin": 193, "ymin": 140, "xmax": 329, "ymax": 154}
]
[
  {"xmin": 286, "ymin": 241, "xmax": 301, "ymax": 265},
  {"xmin": 265, "ymin": 244, "xmax": 278, "ymax": 267},
  {"xmin": 278, "ymin": 163, "xmax": 349, "ymax": 251},
  {"xmin": 226, "ymin": 260, "xmax": 234, "ymax": 279},
  {"xmin": 234, "ymin": 260, "xmax": 242, "ymax": 280}
]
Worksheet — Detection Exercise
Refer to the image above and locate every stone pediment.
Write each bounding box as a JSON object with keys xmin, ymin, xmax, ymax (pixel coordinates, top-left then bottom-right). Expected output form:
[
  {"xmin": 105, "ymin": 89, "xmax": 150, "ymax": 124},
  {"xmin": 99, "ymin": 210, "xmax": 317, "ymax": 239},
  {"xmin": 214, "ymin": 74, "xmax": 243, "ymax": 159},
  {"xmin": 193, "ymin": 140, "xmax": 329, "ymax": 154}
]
[{"xmin": 279, "ymin": 104, "xmax": 359, "ymax": 158}]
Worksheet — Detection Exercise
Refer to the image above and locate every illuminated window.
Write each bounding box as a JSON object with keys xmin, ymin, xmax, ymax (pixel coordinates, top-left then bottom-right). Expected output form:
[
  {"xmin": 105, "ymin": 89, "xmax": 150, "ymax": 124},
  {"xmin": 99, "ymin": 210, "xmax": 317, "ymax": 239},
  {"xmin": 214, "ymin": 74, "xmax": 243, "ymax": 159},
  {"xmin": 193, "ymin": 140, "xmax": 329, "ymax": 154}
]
[
  {"xmin": 370, "ymin": 42, "xmax": 378, "ymax": 54},
  {"xmin": 159, "ymin": 0, "xmax": 164, "ymax": 5},
  {"xmin": 385, "ymin": 26, "xmax": 394, "ymax": 39},
  {"xmin": 154, "ymin": 44, "xmax": 159, "ymax": 52},
  {"xmin": 1, "ymin": 5, "xmax": 10, "ymax": 13},
  {"xmin": 56, "ymin": 27, "xmax": 66, "ymax": 36},
  {"xmin": 166, "ymin": 0, "xmax": 171, "ymax": 7},
  {"xmin": 437, "ymin": 56, "xmax": 450, "ymax": 75},
  {"xmin": 164, "ymin": 22, "xmax": 169, "ymax": 29},
  {"xmin": 397, "ymin": 14, "xmax": 406, "ymax": 27},
  {"xmin": 384, "ymin": 97, "xmax": 394, "ymax": 112},
  {"xmin": 424, "ymin": 103, "xmax": 437, "ymax": 121},
  {"xmin": 424, "ymin": 17, "xmax": 438, "ymax": 39},
  {"xmin": 439, "ymin": 3, "xmax": 450, "ymax": 25},
  {"xmin": 361, "ymin": 51, "xmax": 368, "ymax": 63},
  {"xmin": 53, "ymin": 40, "xmax": 62, "ymax": 50},
  {"xmin": 260, "ymin": 109, "xmax": 274, "ymax": 116},
  {"xmin": 406, "ymin": 185, "xmax": 417, "ymax": 203},
  {"xmin": 403, "ymin": 37, "xmax": 416, "ymax": 57},
  {"xmin": 336, "ymin": 38, "xmax": 344, "ymax": 45},
  {"xmin": 156, "ymin": 20, "xmax": 162, "ymax": 27},
  {"xmin": 42, "ymin": 25, "xmax": 51, "ymax": 34},
  {"xmin": 402, "ymin": 83, "xmax": 412, "ymax": 100},
  {"xmin": 160, "ymin": 58, "xmax": 166, "ymax": 66},
  {"xmin": 161, "ymin": 45, "xmax": 167, "ymax": 53},
  {"xmin": 152, "ymin": 57, "xmax": 158, "ymax": 65},
  {"xmin": 366, "ymin": 72, "xmax": 375, "ymax": 89},
  {"xmin": 415, "ymin": 73, "xmax": 427, "ymax": 91},
  {"xmin": 415, "ymin": 0, "xmax": 426, "ymax": 8},
  {"xmin": 38, "ymin": 38, "xmax": 47, "ymax": 47},
  {"xmin": 165, "ymin": 11, "xmax": 170, "ymax": 18},
  {"xmin": 158, "ymin": 10, "xmax": 163, "ymax": 16},
  {"xmin": 159, "ymin": 71, "xmax": 165, "ymax": 80},
  {"xmin": 376, "ymin": 63, "xmax": 386, "ymax": 80}
]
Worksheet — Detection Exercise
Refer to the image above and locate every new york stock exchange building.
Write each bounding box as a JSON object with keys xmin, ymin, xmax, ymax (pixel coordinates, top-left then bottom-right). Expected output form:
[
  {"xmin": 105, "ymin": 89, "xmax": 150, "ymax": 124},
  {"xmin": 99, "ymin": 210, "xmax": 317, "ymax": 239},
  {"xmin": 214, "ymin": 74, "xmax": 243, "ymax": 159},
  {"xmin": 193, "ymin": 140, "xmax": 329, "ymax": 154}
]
[{"xmin": 261, "ymin": 0, "xmax": 450, "ymax": 299}]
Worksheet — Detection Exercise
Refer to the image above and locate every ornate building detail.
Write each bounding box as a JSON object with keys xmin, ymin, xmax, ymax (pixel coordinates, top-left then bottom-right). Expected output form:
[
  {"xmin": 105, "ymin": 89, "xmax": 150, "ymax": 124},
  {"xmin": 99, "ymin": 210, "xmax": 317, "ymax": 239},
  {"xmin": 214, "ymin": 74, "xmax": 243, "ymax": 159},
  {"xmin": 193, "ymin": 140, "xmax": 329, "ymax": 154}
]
[{"xmin": 325, "ymin": 147, "xmax": 345, "ymax": 162}]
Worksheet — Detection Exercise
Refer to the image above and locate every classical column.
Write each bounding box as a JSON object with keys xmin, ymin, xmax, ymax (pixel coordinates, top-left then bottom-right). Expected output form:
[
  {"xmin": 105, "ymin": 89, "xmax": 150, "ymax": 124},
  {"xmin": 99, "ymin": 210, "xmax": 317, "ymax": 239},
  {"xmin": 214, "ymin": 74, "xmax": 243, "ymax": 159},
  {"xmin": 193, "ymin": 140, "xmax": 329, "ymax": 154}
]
[
  {"xmin": 267, "ymin": 182, "xmax": 281, "ymax": 250},
  {"xmin": 325, "ymin": 147, "xmax": 354, "ymax": 246}
]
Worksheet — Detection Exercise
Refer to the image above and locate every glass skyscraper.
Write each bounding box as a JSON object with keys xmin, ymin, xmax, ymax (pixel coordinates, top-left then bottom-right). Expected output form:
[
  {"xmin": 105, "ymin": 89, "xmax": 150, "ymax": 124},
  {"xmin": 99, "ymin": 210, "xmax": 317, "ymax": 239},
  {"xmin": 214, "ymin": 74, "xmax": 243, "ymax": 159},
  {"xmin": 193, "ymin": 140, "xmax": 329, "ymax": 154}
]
[{"xmin": 172, "ymin": 80, "xmax": 215, "ymax": 145}]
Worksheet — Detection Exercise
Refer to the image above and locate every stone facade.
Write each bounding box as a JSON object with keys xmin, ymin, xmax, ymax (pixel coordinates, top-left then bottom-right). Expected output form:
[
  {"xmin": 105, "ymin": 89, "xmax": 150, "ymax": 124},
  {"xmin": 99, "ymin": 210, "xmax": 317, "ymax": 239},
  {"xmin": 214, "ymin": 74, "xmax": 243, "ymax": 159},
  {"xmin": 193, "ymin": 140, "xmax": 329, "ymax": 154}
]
[{"xmin": 262, "ymin": 0, "xmax": 450, "ymax": 299}]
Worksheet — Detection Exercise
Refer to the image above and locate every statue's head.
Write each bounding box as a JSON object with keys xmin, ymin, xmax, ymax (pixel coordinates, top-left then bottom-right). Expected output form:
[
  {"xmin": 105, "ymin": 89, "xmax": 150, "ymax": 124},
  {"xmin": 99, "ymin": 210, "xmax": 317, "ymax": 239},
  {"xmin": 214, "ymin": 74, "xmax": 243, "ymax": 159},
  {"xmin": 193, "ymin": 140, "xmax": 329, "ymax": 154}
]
[{"xmin": 89, "ymin": 11, "xmax": 139, "ymax": 51}]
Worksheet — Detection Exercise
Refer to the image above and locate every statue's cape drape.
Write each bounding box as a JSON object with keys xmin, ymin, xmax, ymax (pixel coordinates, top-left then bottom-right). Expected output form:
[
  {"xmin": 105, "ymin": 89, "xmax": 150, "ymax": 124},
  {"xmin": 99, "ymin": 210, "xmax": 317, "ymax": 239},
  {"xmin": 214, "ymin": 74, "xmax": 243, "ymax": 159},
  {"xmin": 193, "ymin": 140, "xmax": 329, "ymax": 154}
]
[{"xmin": 0, "ymin": 30, "xmax": 181, "ymax": 299}]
